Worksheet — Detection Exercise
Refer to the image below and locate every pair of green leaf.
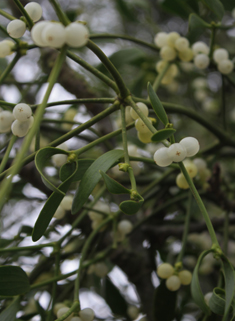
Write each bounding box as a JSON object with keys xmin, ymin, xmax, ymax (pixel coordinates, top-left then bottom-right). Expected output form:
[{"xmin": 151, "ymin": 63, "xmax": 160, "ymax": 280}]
[{"xmin": 191, "ymin": 249, "xmax": 235, "ymax": 320}]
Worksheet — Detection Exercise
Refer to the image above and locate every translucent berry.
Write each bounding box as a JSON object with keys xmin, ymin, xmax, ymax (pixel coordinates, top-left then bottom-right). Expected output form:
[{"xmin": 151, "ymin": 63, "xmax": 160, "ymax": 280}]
[
  {"xmin": 11, "ymin": 117, "xmax": 33, "ymax": 137},
  {"xmin": 41, "ymin": 22, "xmax": 66, "ymax": 48},
  {"xmin": 154, "ymin": 147, "xmax": 172, "ymax": 167},
  {"xmin": 52, "ymin": 154, "xmax": 68, "ymax": 167},
  {"xmin": 53, "ymin": 205, "xmax": 66, "ymax": 220},
  {"xmin": 193, "ymin": 158, "xmax": 207, "ymax": 170},
  {"xmin": 79, "ymin": 308, "xmax": 95, "ymax": 321},
  {"xmin": 7, "ymin": 19, "xmax": 26, "ymax": 38},
  {"xmin": 57, "ymin": 307, "xmax": 73, "ymax": 321},
  {"xmin": 167, "ymin": 143, "xmax": 187, "ymax": 162},
  {"xmin": 178, "ymin": 48, "xmax": 194, "ymax": 62},
  {"xmin": 204, "ymin": 292, "xmax": 213, "ymax": 306},
  {"xmin": 0, "ymin": 40, "xmax": 15, "ymax": 58},
  {"xmin": 160, "ymin": 45, "xmax": 177, "ymax": 61},
  {"xmin": 117, "ymin": 220, "xmax": 133, "ymax": 235},
  {"xmin": 167, "ymin": 32, "xmax": 180, "ymax": 47},
  {"xmin": 178, "ymin": 270, "xmax": 192, "ymax": 285},
  {"xmin": 0, "ymin": 110, "xmax": 15, "ymax": 133},
  {"xmin": 154, "ymin": 32, "xmax": 168, "ymax": 48},
  {"xmin": 31, "ymin": 21, "xmax": 50, "ymax": 47},
  {"xmin": 24, "ymin": 2, "xmax": 43, "ymax": 22},
  {"xmin": 192, "ymin": 41, "xmax": 209, "ymax": 55},
  {"xmin": 130, "ymin": 102, "xmax": 149, "ymax": 120},
  {"xmin": 137, "ymin": 130, "xmax": 153, "ymax": 144},
  {"xmin": 13, "ymin": 103, "xmax": 32, "ymax": 121},
  {"xmin": 194, "ymin": 54, "xmax": 210, "ymax": 69},
  {"xmin": 213, "ymin": 48, "xmax": 228, "ymax": 64},
  {"xmin": 65, "ymin": 22, "xmax": 89, "ymax": 48},
  {"xmin": 179, "ymin": 137, "xmax": 199, "ymax": 157},
  {"xmin": 183, "ymin": 160, "xmax": 198, "ymax": 178},
  {"xmin": 157, "ymin": 263, "xmax": 174, "ymax": 279},
  {"xmin": 174, "ymin": 37, "xmax": 189, "ymax": 52},
  {"xmin": 176, "ymin": 173, "xmax": 189, "ymax": 189},
  {"xmin": 60, "ymin": 195, "xmax": 73, "ymax": 211},
  {"xmin": 166, "ymin": 275, "xmax": 181, "ymax": 291},
  {"xmin": 127, "ymin": 306, "xmax": 139, "ymax": 320},
  {"xmin": 135, "ymin": 118, "xmax": 151, "ymax": 134},
  {"xmin": 217, "ymin": 59, "xmax": 234, "ymax": 75},
  {"xmin": 53, "ymin": 303, "xmax": 66, "ymax": 315},
  {"xmin": 94, "ymin": 262, "xmax": 109, "ymax": 278}
]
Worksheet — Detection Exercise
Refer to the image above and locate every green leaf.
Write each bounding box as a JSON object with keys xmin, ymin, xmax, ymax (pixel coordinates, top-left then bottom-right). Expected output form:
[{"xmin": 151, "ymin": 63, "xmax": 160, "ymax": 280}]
[
  {"xmin": 0, "ymin": 296, "xmax": 20, "ymax": 321},
  {"xmin": 72, "ymin": 150, "xmax": 124, "ymax": 214},
  {"xmin": 119, "ymin": 196, "xmax": 144, "ymax": 215},
  {"xmin": 209, "ymin": 288, "xmax": 227, "ymax": 316},
  {"xmin": 220, "ymin": 255, "xmax": 235, "ymax": 321},
  {"xmin": 191, "ymin": 249, "xmax": 214, "ymax": 314},
  {"xmin": 104, "ymin": 277, "xmax": 128, "ymax": 317},
  {"xmin": 115, "ymin": 0, "xmax": 138, "ymax": 22},
  {"xmin": 151, "ymin": 128, "xmax": 176, "ymax": 143},
  {"xmin": 147, "ymin": 82, "xmax": 168, "ymax": 126},
  {"xmin": 32, "ymin": 161, "xmax": 78, "ymax": 242},
  {"xmin": 201, "ymin": 0, "xmax": 224, "ymax": 20},
  {"xmin": 60, "ymin": 159, "xmax": 94, "ymax": 182},
  {"xmin": 160, "ymin": 0, "xmax": 198, "ymax": 18},
  {"xmin": 153, "ymin": 280, "xmax": 177, "ymax": 321},
  {"xmin": 188, "ymin": 13, "xmax": 211, "ymax": 42},
  {"xmin": 100, "ymin": 170, "xmax": 131, "ymax": 195},
  {"xmin": 0, "ymin": 266, "xmax": 30, "ymax": 296},
  {"xmin": 0, "ymin": 238, "xmax": 13, "ymax": 248},
  {"xmin": 35, "ymin": 147, "xmax": 69, "ymax": 195}
]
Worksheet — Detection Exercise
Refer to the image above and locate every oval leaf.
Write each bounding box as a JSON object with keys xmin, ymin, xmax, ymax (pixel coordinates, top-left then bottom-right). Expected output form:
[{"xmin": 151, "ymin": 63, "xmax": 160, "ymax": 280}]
[
  {"xmin": 220, "ymin": 254, "xmax": 235, "ymax": 321},
  {"xmin": 147, "ymin": 82, "xmax": 168, "ymax": 126},
  {"xmin": 100, "ymin": 170, "xmax": 131, "ymax": 195},
  {"xmin": 0, "ymin": 266, "xmax": 30, "ymax": 296},
  {"xmin": 188, "ymin": 13, "xmax": 211, "ymax": 42},
  {"xmin": 72, "ymin": 150, "xmax": 124, "ymax": 214},
  {"xmin": 153, "ymin": 280, "xmax": 177, "ymax": 321},
  {"xmin": 32, "ymin": 161, "xmax": 78, "ymax": 242},
  {"xmin": 60, "ymin": 159, "xmax": 94, "ymax": 182},
  {"xmin": 191, "ymin": 249, "xmax": 214, "ymax": 314},
  {"xmin": 202, "ymin": 0, "xmax": 224, "ymax": 20},
  {"xmin": 151, "ymin": 128, "xmax": 176, "ymax": 143},
  {"xmin": 119, "ymin": 197, "xmax": 144, "ymax": 215},
  {"xmin": 35, "ymin": 147, "xmax": 69, "ymax": 195}
]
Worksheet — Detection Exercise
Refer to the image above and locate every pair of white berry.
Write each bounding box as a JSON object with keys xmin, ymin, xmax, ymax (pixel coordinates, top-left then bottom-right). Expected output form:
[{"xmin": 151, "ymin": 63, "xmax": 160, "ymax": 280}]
[
  {"xmin": 213, "ymin": 48, "xmax": 234, "ymax": 75},
  {"xmin": 154, "ymin": 137, "xmax": 200, "ymax": 167},
  {"xmin": 192, "ymin": 41, "xmax": 210, "ymax": 70},
  {"xmin": 156, "ymin": 60, "xmax": 178, "ymax": 85},
  {"xmin": 176, "ymin": 159, "xmax": 198, "ymax": 189},
  {"xmin": 129, "ymin": 102, "xmax": 153, "ymax": 144},
  {"xmin": 53, "ymin": 195, "xmax": 74, "ymax": 220},
  {"xmin": 7, "ymin": 2, "xmax": 43, "ymax": 38},
  {"xmin": 31, "ymin": 21, "xmax": 89, "ymax": 49},
  {"xmin": 55, "ymin": 305, "xmax": 94, "ymax": 321},
  {"xmin": 11, "ymin": 103, "xmax": 34, "ymax": 137},
  {"xmin": 157, "ymin": 263, "xmax": 192, "ymax": 291}
]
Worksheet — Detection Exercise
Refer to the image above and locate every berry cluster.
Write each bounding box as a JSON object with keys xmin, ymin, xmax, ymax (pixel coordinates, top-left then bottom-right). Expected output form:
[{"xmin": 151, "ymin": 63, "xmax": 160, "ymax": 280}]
[
  {"xmin": 129, "ymin": 102, "xmax": 153, "ymax": 143},
  {"xmin": 53, "ymin": 195, "xmax": 74, "ymax": 220},
  {"xmin": 157, "ymin": 263, "xmax": 192, "ymax": 291},
  {"xmin": 54, "ymin": 304, "xmax": 95, "ymax": 321},
  {"xmin": 153, "ymin": 137, "xmax": 200, "ymax": 167},
  {"xmin": 176, "ymin": 159, "xmax": 198, "ymax": 189},
  {"xmin": 213, "ymin": 48, "xmax": 234, "ymax": 75},
  {"xmin": 0, "ymin": 103, "xmax": 34, "ymax": 137}
]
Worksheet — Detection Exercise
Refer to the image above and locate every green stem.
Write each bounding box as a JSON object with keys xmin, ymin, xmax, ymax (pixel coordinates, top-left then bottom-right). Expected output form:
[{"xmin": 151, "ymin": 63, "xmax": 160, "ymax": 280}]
[
  {"xmin": 178, "ymin": 162, "xmax": 219, "ymax": 247},
  {"xmin": 221, "ymin": 75, "xmax": 227, "ymax": 131},
  {"xmin": 152, "ymin": 62, "xmax": 170, "ymax": 92},
  {"xmin": 66, "ymin": 51, "xmax": 118, "ymax": 93},
  {"xmin": 0, "ymin": 135, "xmax": 17, "ymax": 174},
  {"xmin": 0, "ymin": 9, "xmax": 16, "ymax": 20},
  {"xmin": 86, "ymin": 40, "xmax": 130, "ymax": 98},
  {"xmin": 49, "ymin": 0, "xmax": 70, "ymax": 26},
  {"xmin": 0, "ymin": 242, "xmax": 54, "ymax": 253},
  {"xmin": 176, "ymin": 192, "xmax": 192, "ymax": 263},
  {"xmin": 13, "ymin": 0, "xmax": 33, "ymax": 29},
  {"xmin": 0, "ymin": 53, "xmax": 21, "ymax": 85},
  {"xmin": 223, "ymin": 212, "xmax": 229, "ymax": 256},
  {"xmin": 0, "ymin": 46, "xmax": 67, "ymax": 212}
]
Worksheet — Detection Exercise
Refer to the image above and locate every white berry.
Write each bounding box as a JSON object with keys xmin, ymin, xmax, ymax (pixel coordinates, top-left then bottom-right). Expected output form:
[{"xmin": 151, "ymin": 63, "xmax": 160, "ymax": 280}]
[
  {"xmin": 204, "ymin": 292, "xmax": 213, "ymax": 306},
  {"xmin": 217, "ymin": 59, "xmax": 234, "ymax": 74},
  {"xmin": 53, "ymin": 205, "xmax": 66, "ymax": 219},
  {"xmin": 130, "ymin": 102, "xmax": 149, "ymax": 120},
  {"xmin": 160, "ymin": 45, "xmax": 177, "ymax": 61},
  {"xmin": 51, "ymin": 154, "xmax": 68, "ymax": 167},
  {"xmin": 176, "ymin": 173, "xmax": 189, "ymax": 189},
  {"xmin": 7, "ymin": 19, "xmax": 26, "ymax": 38},
  {"xmin": 53, "ymin": 303, "xmax": 66, "ymax": 315},
  {"xmin": 117, "ymin": 220, "xmax": 133, "ymax": 235},
  {"xmin": 167, "ymin": 143, "xmax": 187, "ymax": 162},
  {"xmin": 154, "ymin": 32, "xmax": 168, "ymax": 48},
  {"xmin": 57, "ymin": 307, "xmax": 73, "ymax": 321},
  {"xmin": 60, "ymin": 195, "xmax": 73, "ymax": 211},
  {"xmin": 194, "ymin": 54, "xmax": 210, "ymax": 69},
  {"xmin": 65, "ymin": 22, "xmax": 89, "ymax": 48},
  {"xmin": 179, "ymin": 137, "xmax": 200, "ymax": 157},
  {"xmin": 213, "ymin": 48, "xmax": 228, "ymax": 63},
  {"xmin": 13, "ymin": 103, "xmax": 32, "ymax": 121},
  {"xmin": 0, "ymin": 110, "xmax": 15, "ymax": 133},
  {"xmin": 94, "ymin": 262, "xmax": 109, "ymax": 278},
  {"xmin": 178, "ymin": 48, "xmax": 194, "ymax": 62},
  {"xmin": 31, "ymin": 21, "xmax": 50, "ymax": 47},
  {"xmin": 157, "ymin": 263, "xmax": 174, "ymax": 279},
  {"xmin": 183, "ymin": 160, "xmax": 198, "ymax": 178},
  {"xmin": 167, "ymin": 32, "xmax": 180, "ymax": 47},
  {"xmin": 11, "ymin": 117, "xmax": 33, "ymax": 137},
  {"xmin": 0, "ymin": 40, "xmax": 15, "ymax": 58},
  {"xmin": 154, "ymin": 147, "xmax": 172, "ymax": 167},
  {"xmin": 166, "ymin": 275, "xmax": 181, "ymax": 291},
  {"xmin": 192, "ymin": 41, "xmax": 209, "ymax": 55},
  {"xmin": 135, "ymin": 118, "xmax": 151, "ymax": 134},
  {"xmin": 174, "ymin": 37, "xmax": 189, "ymax": 52},
  {"xmin": 24, "ymin": 2, "xmax": 43, "ymax": 22},
  {"xmin": 41, "ymin": 22, "xmax": 66, "ymax": 48},
  {"xmin": 178, "ymin": 270, "xmax": 192, "ymax": 285},
  {"xmin": 79, "ymin": 308, "xmax": 95, "ymax": 321},
  {"xmin": 193, "ymin": 158, "xmax": 206, "ymax": 170}
]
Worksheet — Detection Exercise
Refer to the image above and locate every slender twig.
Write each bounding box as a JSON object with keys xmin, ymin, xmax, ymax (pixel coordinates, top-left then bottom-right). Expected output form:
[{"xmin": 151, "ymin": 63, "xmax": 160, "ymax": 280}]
[{"xmin": 0, "ymin": 135, "xmax": 17, "ymax": 174}]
